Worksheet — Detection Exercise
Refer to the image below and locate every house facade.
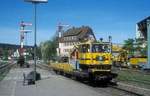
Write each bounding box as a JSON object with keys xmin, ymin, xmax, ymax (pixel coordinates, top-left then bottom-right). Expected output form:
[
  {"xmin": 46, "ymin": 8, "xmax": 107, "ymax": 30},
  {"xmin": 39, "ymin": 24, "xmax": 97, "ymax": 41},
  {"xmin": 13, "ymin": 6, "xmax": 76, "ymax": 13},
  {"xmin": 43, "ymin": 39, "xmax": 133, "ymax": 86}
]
[{"xmin": 57, "ymin": 26, "xmax": 96, "ymax": 57}]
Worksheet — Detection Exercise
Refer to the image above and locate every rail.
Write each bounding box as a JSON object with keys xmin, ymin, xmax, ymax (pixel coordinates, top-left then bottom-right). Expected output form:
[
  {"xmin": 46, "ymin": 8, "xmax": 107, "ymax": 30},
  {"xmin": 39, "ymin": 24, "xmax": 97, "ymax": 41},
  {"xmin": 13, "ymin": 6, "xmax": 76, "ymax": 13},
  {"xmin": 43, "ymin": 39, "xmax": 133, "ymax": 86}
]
[
  {"xmin": 36, "ymin": 63, "xmax": 148, "ymax": 96},
  {"xmin": 0, "ymin": 63, "xmax": 14, "ymax": 75},
  {"xmin": 109, "ymin": 84, "xmax": 144, "ymax": 96},
  {"xmin": 36, "ymin": 63, "xmax": 51, "ymax": 71}
]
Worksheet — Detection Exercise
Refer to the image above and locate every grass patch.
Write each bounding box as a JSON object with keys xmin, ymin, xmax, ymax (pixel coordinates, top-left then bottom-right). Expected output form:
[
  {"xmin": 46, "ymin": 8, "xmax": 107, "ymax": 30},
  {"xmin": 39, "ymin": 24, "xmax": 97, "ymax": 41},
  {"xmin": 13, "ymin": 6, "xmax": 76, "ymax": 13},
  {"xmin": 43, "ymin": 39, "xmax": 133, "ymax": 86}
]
[
  {"xmin": 0, "ymin": 74, "xmax": 6, "ymax": 81},
  {"xmin": 116, "ymin": 69, "xmax": 150, "ymax": 89},
  {"xmin": 0, "ymin": 69, "xmax": 10, "ymax": 81}
]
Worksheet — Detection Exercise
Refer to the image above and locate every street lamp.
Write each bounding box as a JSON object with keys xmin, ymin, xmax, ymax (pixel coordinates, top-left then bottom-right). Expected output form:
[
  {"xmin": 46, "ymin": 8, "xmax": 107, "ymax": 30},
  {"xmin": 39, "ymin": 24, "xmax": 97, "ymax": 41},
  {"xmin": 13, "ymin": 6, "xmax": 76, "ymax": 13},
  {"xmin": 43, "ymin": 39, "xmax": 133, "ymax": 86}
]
[{"xmin": 24, "ymin": 0, "xmax": 48, "ymax": 82}]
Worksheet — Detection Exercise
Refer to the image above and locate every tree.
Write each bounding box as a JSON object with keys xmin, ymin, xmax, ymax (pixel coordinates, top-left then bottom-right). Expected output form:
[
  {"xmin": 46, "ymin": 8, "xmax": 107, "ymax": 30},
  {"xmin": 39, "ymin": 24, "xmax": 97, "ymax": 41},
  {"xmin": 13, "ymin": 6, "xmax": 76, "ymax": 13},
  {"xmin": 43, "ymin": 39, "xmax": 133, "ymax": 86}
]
[
  {"xmin": 142, "ymin": 44, "xmax": 147, "ymax": 56},
  {"xmin": 3, "ymin": 48, "xmax": 9, "ymax": 60},
  {"xmin": 123, "ymin": 38, "xmax": 135, "ymax": 56},
  {"xmin": 36, "ymin": 46, "xmax": 42, "ymax": 59},
  {"xmin": 135, "ymin": 38, "xmax": 147, "ymax": 56},
  {"xmin": 40, "ymin": 37, "xmax": 57, "ymax": 62},
  {"xmin": 123, "ymin": 38, "xmax": 147, "ymax": 57}
]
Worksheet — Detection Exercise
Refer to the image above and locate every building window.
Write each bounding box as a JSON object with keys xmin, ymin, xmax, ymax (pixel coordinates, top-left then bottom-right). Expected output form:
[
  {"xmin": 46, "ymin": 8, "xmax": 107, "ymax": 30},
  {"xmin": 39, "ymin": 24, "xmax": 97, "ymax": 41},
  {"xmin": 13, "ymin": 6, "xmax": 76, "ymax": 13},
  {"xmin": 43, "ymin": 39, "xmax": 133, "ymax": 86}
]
[
  {"xmin": 69, "ymin": 37, "xmax": 71, "ymax": 41},
  {"xmin": 67, "ymin": 37, "xmax": 69, "ymax": 41},
  {"xmin": 64, "ymin": 37, "xmax": 67, "ymax": 41},
  {"xmin": 74, "ymin": 36, "xmax": 77, "ymax": 40}
]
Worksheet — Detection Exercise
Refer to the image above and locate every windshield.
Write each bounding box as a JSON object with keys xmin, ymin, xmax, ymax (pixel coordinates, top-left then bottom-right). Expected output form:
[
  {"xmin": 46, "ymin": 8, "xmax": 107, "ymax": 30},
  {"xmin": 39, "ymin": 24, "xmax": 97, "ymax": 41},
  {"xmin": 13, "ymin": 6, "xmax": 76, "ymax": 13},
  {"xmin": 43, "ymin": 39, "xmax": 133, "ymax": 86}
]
[
  {"xmin": 80, "ymin": 44, "xmax": 90, "ymax": 53},
  {"xmin": 92, "ymin": 44, "xmax": 110, "ymax": 53}
]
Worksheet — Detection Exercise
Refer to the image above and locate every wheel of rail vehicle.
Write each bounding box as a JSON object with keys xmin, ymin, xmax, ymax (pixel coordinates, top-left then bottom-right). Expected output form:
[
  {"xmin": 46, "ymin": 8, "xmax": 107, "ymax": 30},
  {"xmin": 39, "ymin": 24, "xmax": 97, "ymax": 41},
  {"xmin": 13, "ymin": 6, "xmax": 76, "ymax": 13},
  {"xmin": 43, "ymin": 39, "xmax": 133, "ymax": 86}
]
[
  {"xmin": 64, "ymin": 73, "xmax": 72, "ymax": 78},
  {"xmin": 54, "ymin": 70, "xmax": 58, "ymax": 74},
  {"xmin": 59, "ymin": 71, "xmax": 64, "ymax": 75},
  {"xmin": 74, "ymin": 75, "xmax": 82, "ymax": 81},
  {"xmin": 88, "ymin": 73, "xmax": 96, "ymax": 86}
]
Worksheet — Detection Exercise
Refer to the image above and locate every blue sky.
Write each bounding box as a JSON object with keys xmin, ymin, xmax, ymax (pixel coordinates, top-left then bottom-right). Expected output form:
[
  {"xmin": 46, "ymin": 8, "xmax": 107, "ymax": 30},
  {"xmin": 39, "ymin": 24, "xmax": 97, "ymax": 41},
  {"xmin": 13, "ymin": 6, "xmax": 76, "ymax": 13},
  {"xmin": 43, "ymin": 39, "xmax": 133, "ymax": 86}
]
[{"xmin": 0, "ymin": 0, "xmax": 149, "ymax": 45}]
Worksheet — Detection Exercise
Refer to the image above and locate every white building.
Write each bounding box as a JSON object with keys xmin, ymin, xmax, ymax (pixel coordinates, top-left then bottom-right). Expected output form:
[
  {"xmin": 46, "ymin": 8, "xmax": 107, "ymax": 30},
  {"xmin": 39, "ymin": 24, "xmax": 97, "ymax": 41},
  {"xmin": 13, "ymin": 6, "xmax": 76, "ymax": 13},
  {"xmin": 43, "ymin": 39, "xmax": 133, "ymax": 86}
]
[{"xmin": 57, "ymin": 26, "xmax": 96, "ymax": 57}]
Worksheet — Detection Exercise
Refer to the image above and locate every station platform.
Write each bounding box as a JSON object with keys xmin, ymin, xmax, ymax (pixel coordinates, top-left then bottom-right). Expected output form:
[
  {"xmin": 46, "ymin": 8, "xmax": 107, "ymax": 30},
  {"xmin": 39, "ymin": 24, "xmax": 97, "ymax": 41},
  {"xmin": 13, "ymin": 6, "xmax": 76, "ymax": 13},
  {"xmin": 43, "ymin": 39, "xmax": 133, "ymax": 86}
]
[{"xmin": 0, "ymin": 67, "xmax": 104, "ymax": 96}]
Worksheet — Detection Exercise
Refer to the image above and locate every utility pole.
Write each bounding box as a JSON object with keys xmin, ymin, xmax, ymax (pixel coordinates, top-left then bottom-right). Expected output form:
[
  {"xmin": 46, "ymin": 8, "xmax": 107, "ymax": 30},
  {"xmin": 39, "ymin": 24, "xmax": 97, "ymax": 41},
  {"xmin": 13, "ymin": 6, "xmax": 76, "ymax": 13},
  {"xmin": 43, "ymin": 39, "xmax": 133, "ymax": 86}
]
[{"xmin": 20, "ymin": 21, "xmax": 25, "ymax": 57}]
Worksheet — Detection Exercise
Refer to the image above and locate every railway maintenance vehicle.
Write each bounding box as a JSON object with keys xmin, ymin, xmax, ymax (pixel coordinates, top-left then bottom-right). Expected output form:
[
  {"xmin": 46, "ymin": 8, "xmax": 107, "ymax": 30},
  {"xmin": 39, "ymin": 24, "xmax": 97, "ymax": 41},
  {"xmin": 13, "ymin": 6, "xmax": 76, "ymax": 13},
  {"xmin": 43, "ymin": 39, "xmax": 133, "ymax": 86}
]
[{"xmin": 51, "ymin": 39, "xmax": 117, "ymax": 83}]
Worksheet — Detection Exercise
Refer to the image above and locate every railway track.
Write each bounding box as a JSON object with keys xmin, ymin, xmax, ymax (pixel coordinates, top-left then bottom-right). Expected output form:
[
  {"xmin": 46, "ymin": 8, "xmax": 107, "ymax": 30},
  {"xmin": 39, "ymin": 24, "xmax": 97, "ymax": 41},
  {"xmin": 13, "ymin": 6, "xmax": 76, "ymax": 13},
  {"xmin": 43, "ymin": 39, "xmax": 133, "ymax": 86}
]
[
  {"xmin": 80, "ymin": 80, "xmax": 145, "ymax": 96},
  {"xmin": 0, "ymin": 62, "xmax": 15, "ymax": 80},
  {"xmin": 108, "ymin": 84, "xmax": 144, "ymax": 96},
  {"xmin": 92, "ymin": 86, "xmax": 143, "ymax": 96},
  {"xmin": 124, "ymin": 78, "xmax": 150, "ymax": 85},
  {"xmin": 0, "ymin": 63, "xmax": 14, "ymax": 74},
  {"xmin": 36, "ymin": 63, "xmax": 51, "ymax": 71},
  {"xmin": 37, "ymin": 63, "xmax": 147, "ymax": 96}
]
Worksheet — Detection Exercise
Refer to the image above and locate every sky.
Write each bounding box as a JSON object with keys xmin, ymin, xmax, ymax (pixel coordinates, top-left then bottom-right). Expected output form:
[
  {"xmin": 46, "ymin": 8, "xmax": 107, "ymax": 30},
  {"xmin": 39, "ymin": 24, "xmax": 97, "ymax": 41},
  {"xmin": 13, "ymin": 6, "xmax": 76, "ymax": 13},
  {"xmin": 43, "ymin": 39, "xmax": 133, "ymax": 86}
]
[{"xmin": 0, "ymin": 0, "xmax": 150, "ymax": 45}]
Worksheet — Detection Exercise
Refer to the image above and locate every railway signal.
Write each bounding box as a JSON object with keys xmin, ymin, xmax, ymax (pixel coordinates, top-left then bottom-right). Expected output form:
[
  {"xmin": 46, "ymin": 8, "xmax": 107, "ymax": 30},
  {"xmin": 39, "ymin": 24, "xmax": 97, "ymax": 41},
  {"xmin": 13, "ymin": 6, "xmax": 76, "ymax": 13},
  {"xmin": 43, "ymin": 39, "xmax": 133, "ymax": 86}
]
[{"xmin": 20, "ymin": 21, "xmax": 32, "ymax": 56}]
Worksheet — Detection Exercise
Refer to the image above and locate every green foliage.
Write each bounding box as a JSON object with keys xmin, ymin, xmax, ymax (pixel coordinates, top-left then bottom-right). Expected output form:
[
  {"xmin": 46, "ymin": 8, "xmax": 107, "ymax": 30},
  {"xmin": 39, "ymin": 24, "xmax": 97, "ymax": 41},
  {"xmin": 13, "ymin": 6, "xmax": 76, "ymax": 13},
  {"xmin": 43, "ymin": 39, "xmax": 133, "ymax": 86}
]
[
  {"xmin": 40, "ymin": 37, "xmax": 57, "ymax": 62},
  {"xmin": 2, "ymin": 49, "xmax": 9, "ymax": 60},
  {"xmin": 123, "ymin": 38, "xmax": 147, "ymax": 57},
  {"xmin": 117, "ymin": 69, "xmax": 150, "ymax": 89},
  {"xmin": 123, "ymin": 38, "xmax": 135, "ymax": 56},
  {"xmin": 141, "ymin": 45, "xmax": 147, "ymax": 56},
  {"xmin": 36, "ymin": 46, "xmax": 42, "ymax": 59},
  {"xmin": 135, "ymin": 38, "xmax": 147, "ymax": 56}
]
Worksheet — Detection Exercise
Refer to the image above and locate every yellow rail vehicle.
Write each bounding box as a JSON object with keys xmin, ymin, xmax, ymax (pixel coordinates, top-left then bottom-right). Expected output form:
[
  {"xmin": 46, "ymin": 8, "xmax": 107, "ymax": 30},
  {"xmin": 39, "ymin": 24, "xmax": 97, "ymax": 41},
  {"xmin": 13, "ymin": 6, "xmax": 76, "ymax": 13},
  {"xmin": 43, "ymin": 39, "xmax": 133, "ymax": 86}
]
[
  {"xmin": 51, "ymin": 41, "xmax": 117, "ymax": 83},
  {"xmin": 77, "ymin": 42, "xmax": 117, "ymax": 82},
  {"xmin": 129, "ymin": 57, "xmax": 147, "ymax": 68}
]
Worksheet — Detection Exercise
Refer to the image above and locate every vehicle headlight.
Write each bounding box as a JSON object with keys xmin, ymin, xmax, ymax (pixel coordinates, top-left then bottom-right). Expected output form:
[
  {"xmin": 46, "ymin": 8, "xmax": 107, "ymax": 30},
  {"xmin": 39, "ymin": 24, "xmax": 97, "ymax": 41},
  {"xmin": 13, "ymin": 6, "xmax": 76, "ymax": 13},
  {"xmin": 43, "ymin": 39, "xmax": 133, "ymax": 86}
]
[
  {"xmin": 96, "ymin": 56, "xmax": 104, "ymax": 61},
  {"xmin": 99, "ymin": 56, "xmax": 103, "ymax": 61}
]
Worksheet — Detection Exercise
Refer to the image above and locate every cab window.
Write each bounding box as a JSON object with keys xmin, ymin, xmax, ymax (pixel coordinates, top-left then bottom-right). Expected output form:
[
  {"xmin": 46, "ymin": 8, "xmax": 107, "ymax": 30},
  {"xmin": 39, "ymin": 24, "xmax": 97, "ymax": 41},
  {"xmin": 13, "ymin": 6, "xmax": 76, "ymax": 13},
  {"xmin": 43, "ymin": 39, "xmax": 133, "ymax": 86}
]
[
  {"xmin": 80, "ymin": 44, "xmax": 90, "ymax": 53},
  {"xmin": 92, "ymin": 44, "xmax": 110, "ymax": 53}
]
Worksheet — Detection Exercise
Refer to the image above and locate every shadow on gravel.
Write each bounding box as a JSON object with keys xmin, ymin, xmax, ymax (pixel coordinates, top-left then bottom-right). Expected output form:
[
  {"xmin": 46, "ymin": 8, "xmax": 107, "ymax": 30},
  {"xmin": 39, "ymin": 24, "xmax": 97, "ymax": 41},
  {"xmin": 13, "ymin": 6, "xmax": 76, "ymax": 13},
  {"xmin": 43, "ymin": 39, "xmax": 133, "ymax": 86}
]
[
  {"xmin": 89, "ymin": 81, "xmax": 118, "ymax": 88},
  {"xmin": 71, "ymin": 78, "xmax": 118, "ymax": 88},
  {"xmin": 54, "ymin": 71, "xmax": 118, "ymax": 88}
]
